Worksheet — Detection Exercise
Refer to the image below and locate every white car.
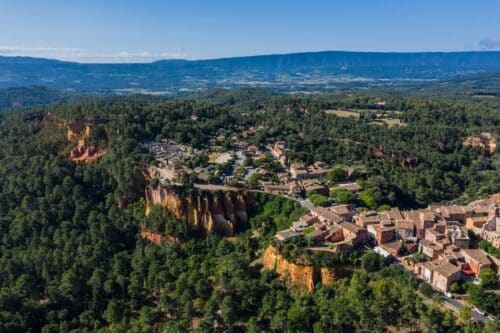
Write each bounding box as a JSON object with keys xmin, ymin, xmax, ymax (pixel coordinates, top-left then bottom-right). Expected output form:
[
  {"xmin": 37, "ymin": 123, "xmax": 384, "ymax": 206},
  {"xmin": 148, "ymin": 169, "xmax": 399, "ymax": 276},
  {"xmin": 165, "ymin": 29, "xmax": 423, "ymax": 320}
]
[{"xmin": 474, "ymin": 307, "xmax": 485, "ymax": 316}]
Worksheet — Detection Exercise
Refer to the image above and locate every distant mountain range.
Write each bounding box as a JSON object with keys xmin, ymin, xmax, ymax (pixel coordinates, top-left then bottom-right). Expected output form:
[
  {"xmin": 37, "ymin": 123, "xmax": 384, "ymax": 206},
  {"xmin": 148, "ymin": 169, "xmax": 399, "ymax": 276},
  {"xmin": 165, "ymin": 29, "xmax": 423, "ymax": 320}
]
[{"xmin": 0, "ymin": 51, "xmax": 499, "ymax": 93}]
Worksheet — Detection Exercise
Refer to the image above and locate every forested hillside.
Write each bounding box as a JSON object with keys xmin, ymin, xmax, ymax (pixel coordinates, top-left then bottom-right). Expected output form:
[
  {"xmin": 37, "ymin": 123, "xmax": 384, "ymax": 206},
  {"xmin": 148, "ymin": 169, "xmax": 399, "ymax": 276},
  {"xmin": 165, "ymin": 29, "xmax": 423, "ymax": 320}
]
[
  {"xmin": 1, "ymin": 51, "xmax": 499, "ymax": 92},
  {"xmin": 0, "ymin": 89, "xmax": 498, "ymax": 331},
  {"xmin": 0, "ymin": 86, "xmax": 76, "ymax": 111}
]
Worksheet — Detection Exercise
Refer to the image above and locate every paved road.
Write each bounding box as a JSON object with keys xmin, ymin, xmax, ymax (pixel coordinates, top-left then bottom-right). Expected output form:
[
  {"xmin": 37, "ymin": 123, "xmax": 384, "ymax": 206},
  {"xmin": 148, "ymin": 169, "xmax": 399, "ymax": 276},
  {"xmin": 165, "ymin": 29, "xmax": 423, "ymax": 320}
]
[
  {"xmin": 234, "ymin": 150, "xmax": 245, "ymax": 166},
  {"xmin": 194, "ymin": 184, "xmax": 232, "ymax": 191},
  {"xmin": 194, "ymin": 183, "xmax": 312, "ymax": 210},
  {"xmin": 393, "ymin": 262, "xmax": 492, "ymax": 324},
  {"xmin": 243, "ymin": 167, "xmax": 257, "ymax": 180},
  {"xmin": 298, "ymin": 198, "xmax": 314, "ymax": 210},
  {"xmin": 440, "ymin": 297, "xmax": 490, "ymax": 323}
]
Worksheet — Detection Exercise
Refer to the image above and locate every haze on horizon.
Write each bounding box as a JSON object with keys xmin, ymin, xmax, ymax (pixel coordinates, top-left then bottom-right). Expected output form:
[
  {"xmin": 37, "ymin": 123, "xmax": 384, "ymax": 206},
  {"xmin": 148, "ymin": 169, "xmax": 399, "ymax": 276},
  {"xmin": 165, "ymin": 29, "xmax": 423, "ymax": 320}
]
[{"xmin": 0, "ymin": 0, "xmax": 499, "ymax": 63}]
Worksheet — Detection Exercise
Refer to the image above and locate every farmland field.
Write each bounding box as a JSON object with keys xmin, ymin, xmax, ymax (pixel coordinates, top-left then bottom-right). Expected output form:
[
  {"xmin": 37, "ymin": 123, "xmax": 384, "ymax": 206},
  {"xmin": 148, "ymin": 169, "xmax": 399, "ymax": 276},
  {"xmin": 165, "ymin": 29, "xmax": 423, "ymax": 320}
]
[
  {"xmin": 372, "ymin": 118, "xmax": 406, "ymax": 127},
  {"xmin": 325, "ymin": 109, "xmax": 360, "ymax": 118}
]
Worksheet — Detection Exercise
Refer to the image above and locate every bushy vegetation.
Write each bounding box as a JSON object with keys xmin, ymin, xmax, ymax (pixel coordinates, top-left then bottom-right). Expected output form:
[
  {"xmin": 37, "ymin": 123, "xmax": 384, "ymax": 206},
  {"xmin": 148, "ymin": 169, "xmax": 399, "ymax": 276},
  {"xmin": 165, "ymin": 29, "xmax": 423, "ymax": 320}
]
[
  {"xmin": 466, "ymin": 284, "xmax": 500, "ymax": 316},
  {"xmin": 479, "ymin": 240, "xmax": 500, "ymax": 258},
  {"xmin": 330, "ymin": 188, "xmax": 356, "ymax": 204},
  {"xmin": 249, "ymin": 192, "xmax": 305, "ymax": 235},
  {"xmin": 306, "ymin": 190, "xmax": 330, "ymax": 207}
]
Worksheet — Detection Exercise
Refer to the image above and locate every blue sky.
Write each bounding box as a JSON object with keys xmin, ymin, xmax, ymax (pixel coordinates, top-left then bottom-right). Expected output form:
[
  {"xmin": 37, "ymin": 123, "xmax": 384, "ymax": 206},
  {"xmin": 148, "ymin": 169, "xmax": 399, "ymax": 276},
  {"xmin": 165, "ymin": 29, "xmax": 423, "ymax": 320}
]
[{"xmin": 0, "ymin": 0, "xmax": 499, "ymax": 63}]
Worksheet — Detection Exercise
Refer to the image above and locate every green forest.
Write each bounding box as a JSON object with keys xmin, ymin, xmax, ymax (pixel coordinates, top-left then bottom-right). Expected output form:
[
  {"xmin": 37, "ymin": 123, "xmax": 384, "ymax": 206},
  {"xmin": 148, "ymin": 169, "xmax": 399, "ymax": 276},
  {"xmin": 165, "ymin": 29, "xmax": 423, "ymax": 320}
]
[{"xmin": 0, "ymin": 87, "xmax": 499, "ymax": 332}]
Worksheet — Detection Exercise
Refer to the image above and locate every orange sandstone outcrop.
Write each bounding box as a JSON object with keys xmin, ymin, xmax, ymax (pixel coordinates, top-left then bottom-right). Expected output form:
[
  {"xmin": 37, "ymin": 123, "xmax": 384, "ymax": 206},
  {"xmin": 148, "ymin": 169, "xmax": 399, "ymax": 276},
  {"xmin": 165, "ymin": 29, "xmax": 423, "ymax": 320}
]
[
  {"xmin": 67, "ymin": 121, "xmax": 107, "ymax": 163},
  {"xmin": 139, "ymin": 227, "xmax": 178, "ymax": 245},
  {"xmin": 262, "ymin": 245, "xmax": 338, "ymax": 292},
  {"xmin": 145, "ymin": 186, "xmax": 253, "ymax": 237},
  {"xmin": 320, "ymin": 267, "xmax": 338, "ymax": 285},
  {"xmin": 463, "ymin": 132, "xmax": 497, "ymax": 154}
]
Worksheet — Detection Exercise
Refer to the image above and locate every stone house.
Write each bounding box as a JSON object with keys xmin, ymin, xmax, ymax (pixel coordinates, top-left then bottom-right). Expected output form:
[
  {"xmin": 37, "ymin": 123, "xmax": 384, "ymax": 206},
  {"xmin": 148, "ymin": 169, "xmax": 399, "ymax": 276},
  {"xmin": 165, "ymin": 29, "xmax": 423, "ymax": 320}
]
[
  {"xmin": 290, "ymin": 163, "xmax": 309, "ymax": 180},
  {"xmin": 330, "ymin": 204, "xmax": 355, "ymax": 222},
  {"xmin": 395, "ymin": 220, "xmax": 416, "ymax": 239},
  {"xmin": 420, "ymin": 240, "xmax": 445, "ymax": 259},
  {"xmin": 433, "ymin": 262, "xmax": 462, "ymax": 292},
  {"xmin": 339, "ymin": 222, "xmax": 368, "ymax": 246},
  {"xmin": 462, "ymin": 249, "xmax": 492, "ymax": 275},
  {"xmin": 275, "ymin": 230, "xmax": 302, "ymax": 243},
  {"xmin": 311, "ymin": 207, "xmax": 343, "ymax": 225}
]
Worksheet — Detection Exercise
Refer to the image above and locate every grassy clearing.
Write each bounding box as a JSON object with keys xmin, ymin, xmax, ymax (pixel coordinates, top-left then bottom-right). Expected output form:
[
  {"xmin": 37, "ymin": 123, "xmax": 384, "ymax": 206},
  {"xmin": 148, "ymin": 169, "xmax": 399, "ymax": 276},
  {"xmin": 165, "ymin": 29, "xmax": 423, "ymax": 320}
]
[
  {"xmin": 325, "ymin": 109, "xmax": 360, "ymax": 118},
  {"xmin": 325, "ymin": 108, "xmax": 405, "ymax": 127},
  {"xmin": 373, "ymin": 118, "xmax": 406, "ymax": 127}
]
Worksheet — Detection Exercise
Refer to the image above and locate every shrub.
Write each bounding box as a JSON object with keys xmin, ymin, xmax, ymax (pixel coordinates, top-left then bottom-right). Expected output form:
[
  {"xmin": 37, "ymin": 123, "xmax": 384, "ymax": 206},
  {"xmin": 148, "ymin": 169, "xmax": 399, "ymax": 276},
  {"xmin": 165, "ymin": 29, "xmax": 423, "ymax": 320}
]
[
  {"xmin": 479, "ymin": 268, "xmax": 497, "ymax": 288},
  {"xmin": 361, "ymin": 252, "xmax": 388, "ymax": 272},
  {"xmin": 329, "ymin": 188, "xmax": 355, "ymax": 204},
  {"xmin": 419, "ymin": 282, "xmax": 433, "ymax": 298},
  {"xmin": 308, "ymin": 193, "xmax": 329, "ymax": 207},
  {"xmin": 359, "ymin": 189, "xmax": 377, "ymax": 209},
  {"xmin": 327, "ymin": 167, "xmax": 347, "ymax": 183},
  {"xmin": 449, "ymin": 282, "xmax": 462, "ymax": 294}
]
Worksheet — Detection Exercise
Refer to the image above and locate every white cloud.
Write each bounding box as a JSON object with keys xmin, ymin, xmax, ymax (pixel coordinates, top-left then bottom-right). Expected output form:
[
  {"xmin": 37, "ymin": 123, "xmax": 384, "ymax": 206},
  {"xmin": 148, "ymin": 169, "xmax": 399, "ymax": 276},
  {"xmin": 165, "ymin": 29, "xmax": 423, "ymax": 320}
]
[
  {"xmin": 478, "ymin": 37, "xmax": 500, "ymax": 50},
  {"xmin": 0, "ymin": 45, "xmax": 189, "ymax": 63}
]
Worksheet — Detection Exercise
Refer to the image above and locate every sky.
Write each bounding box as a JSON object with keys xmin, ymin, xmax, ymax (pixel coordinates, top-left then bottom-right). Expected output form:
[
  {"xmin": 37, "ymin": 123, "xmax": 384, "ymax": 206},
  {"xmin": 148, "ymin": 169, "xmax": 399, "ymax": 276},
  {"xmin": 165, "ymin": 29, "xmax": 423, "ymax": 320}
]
[{"xmin": 0, "ymin": 0, "xmax": 499, "ymax": 63}]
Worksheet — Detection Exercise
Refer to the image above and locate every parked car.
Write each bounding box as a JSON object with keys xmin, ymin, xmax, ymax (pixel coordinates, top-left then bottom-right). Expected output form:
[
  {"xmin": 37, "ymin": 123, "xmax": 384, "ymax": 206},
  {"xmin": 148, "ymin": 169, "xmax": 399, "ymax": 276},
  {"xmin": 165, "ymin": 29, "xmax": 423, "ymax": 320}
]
[{"xmin": 474, "ymin": 307, "xmax": 485, "ymax": 316}]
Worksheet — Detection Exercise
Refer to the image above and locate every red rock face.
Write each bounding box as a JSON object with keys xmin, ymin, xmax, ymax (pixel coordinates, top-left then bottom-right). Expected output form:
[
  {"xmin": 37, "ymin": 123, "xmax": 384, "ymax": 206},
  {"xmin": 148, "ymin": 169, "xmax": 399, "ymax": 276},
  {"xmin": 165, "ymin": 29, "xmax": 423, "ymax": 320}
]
[
  {"xmin": 139, "ymin": 227, "xmax": 178, "ymax": 245},
  {"xmin": 369, "ymin": 145, "xmax": 419, "ymax": 167},
  {"xmin": 463, "ymin": 133, "xmax": 497, "ymax": 154},
  {"xmin": 67, "ymin": 122, "xmax": 107, "ymax": 164},
  {"xmin": 262, "ymin": 246, "xmax": 338, "ymax": 293},
  {"xmin": 145, "ymin": 187, "xmax": 254, "ymax": 237}
]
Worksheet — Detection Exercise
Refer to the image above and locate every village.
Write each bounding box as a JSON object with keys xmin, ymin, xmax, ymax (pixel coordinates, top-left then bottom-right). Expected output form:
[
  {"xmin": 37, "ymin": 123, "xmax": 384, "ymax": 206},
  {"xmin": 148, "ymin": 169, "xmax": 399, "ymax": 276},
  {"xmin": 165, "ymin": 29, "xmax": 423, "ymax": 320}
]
[
  {"xmin": 141, "ymin": 127, "xmax": 499, "ymax": 317},
  {"xmin": 277, "ymin": 194, "xmax": 499, "ymax": 292}
]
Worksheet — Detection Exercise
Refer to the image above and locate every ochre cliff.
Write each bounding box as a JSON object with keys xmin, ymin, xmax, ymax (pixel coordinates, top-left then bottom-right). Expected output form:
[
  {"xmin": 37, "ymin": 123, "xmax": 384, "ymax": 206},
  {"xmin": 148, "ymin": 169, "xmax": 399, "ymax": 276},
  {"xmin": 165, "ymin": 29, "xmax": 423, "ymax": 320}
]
[
  {"xmin": 262, "ymin": 246, "xmax": 338, "ymax": 292},
  {"xmin": 145, "ymin": 186, "xmax": 254, "ymax": 237},
  {"xmin": 320, "ymin": 267, "xmax": 338, "ymax": 285},
  {"xmin": 463, "ymin": 132, "xmax": 497, "ymax": 154},
  {"xmin": 139, "ymin": 227, "xmax": 178, "ymax": 245},
  {"xmin": 67, "ymin": 121, "xmax": 107, "ymax": 164}
]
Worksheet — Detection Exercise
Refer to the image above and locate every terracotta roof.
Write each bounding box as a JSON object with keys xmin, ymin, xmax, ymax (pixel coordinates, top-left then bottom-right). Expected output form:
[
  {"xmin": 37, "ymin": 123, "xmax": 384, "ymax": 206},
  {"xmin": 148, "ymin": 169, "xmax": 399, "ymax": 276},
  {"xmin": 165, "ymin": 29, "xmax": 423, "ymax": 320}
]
[
  {"xmin": 404, "ymin": 211, "xmax": 420, "ymax": 222},
  {"xmin": 463, "ymin": 249, "xmax": 491, "ymax": 265},
  {"xmin": 339, "ymin": 222, "xmax": 361, "ymax": 233},
  {"xmin": 434, "ymin": 262, "xmax": 461, "ymax": 277},
  {"xmin": 337, "ymin": 182, "xmax": 362, "ymax": 192},
  {"xmin": 421, "ymin": 239, "xmax": 443, "ymax": 251},
  {"xmin": 443, "ymin": 206, "xmax": 466, "ymax": 215},
  {"xmin": 470, "ymin": 216, "xmax": 488, "ymax": 222},
  {"xmin": 427, "ymin": 229, "xmax": 444, "ymax": 237},
  {"xmin": 300, "ymin": 213, "xmax": 318, "ymax": 224},
  {"xmin": 311, "ymin": 207, "xmax": 343, "ymax": 223},
  {"xmin": 301, "ymin": 178, "xmax": 321, "ymax": 185},
  {"xmin": 423, "ymin": 261, "xmax": 437, "ymax": 270},
  {"xmin": 356, "ymin": 213, "xmax": 381, "ymax": 224},
  {"xmin": 396, "ymin": 220, "xmax": 415, "ymax": 230},
  {"xmin": 330, "ymin": 204, "xmax": 352, "ymax": 215},
  {"xmin": 381, "ymin": 240, "xmax": 402, "ymax": 251},
  {"xmin": 327, "ymin": 224, "xmax": 342, "ymax": 234},
  {"xmin": 385, "ymin": 208, "xmax": 404, "ymax": 220},
  {"xmin": 304, "ymin": 184, "xmax": 327, "ymax": 192},
  {"xmin": 420, "ymin": 212, "xmax": 437, "ymax": 222},
  {"xmin": 275, "ymin": 230, "xmax": 302, "ymax": 241},
  {"xmin": 306, "ymin": 228, "xmax": 328, "ymax": 239}
]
